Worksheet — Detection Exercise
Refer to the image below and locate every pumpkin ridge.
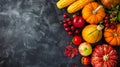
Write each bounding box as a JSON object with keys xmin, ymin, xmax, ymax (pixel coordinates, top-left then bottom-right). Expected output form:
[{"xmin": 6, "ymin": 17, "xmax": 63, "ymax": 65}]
[
  {"xmin": 93, "ymin": 15, "xmax": 98, "ymax": 24},
  {"xmin": 109, "ymin": 38, "xmax": 117, "ymax": 46},
  {"xmin": 109, "ymin": 60, "xmax": 117, "ymax": 67},
  {"xmin": 87, "ymin": 34, "xmax": 96, "ymax": 43},
  {"xmin": 116, "ymin": 37, "xmax": 120, "ymax": 46},
  {"xmin": 95, "ymin": 15, "xmax": 99, "ymax": 23},
  {"xmin": 104, "ymin": 32, "xmax": 113, "ymax": 38},
  {"xmin": 116, "ymin": 27, "xmax": 120, "ymax": 33},
  {"xmin": 91, "ymin": 2, "xmax": 98, "ymax": 11},
  {"xmin": 96, "ymin": 14, "xmax": 102, "ymax": 23},
  {"xmin": 108, "ymin": 37, "xmax": 114, "ymax": 43},
  {"xmin": 104, "ymin": 31, "xmax": 114, "ymax": 35},
  {"xmin": 105, "ymin": 36, "xmax": 114, "ymax": 43},
  {"xmin": 83, "ymin": 12, "xmax": 92, "ymax": 19},
  {"xmin": 117, "ymin": 36, "xmax": 120, "ymax": 45},
  {"xmin": 87, "ymin": 16, "xmax": 96, "ymax": 24},
  {"xmin": 90, "ymin": 30, "xmax": 100, "ymax": 43},
  {"xmin": 117, "ymin": 30, "xmax": 120, "ymax": 34},
  {"xmin": 86, "ymin": 3, "xmax": 93, "ymax": 10},
  {"xmin": 86, "ymin": 16, "xmax": 91, "ymax": 24},
  {"xmin": 88, "ymin": 29, "xmax": 97, "ymax": 36},
  {"xmin": 95, "ymin": 31, "xmax": 100, "ymax": 42}
]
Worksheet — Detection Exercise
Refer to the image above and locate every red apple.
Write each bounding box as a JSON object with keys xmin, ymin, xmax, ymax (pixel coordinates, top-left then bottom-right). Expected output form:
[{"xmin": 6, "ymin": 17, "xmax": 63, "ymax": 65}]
[
  {"xmin": 101, "ymin": 0, "xmax": 120, "ymax": 9},
  {"xmin": 72, "ymin": 36, "xmax": 82, "ymax": 46},
  {"xmin": 73, "ymin": 16, "xmax": 84, "ymax": 28},
  {"xmin": 81, "ymin": 56, "xmax": 91, "ymax": 66},
  {"xmin": 78, "ymin": 42, "xmax": 92, "ymax": 56}
]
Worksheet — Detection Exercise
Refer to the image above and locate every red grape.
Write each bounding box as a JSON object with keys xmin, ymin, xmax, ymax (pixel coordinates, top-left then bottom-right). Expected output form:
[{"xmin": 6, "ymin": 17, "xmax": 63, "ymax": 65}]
[
  {"xmin": 63, "ymin": 20, "xmax": 67, "ymax": 23},
  {"xmin": 68, "ymin": 32, "xmax": 72, "ymax": 36},
  {"xmin": 63, "ymin": 23, "xmax": 68, "ymax": 27},
  {"xmin": 105, "ymin": 16, "xmax": 109, "ymax": 20},
  {"xmin": 66, "ymin": 18, "xmax": 71, "ymax": 22},
  {"xmin": 104, "ymin": 20, "xmax": 109, "ymax": 24},
  {"xmin": 65, "ymin": 27, "xmax": 70, "ymax": 32},
  {"xmin": 111, "ymin": 13, "xmax": 116, "ymax": 17},
  {"xmin": 75, "ymin": 30, "xmax": 80, "ymax": 34},
  {"xmin": 110, "ymin": 20, "xmax": 115, "ymax": 25},
  {"xmin": 110, "ymin": 25, "xmax": 116, "ymax": 29},
  {"xmin": 105, "ymin": 23, "xmax": 109, "ymax": 27},
  {"xmin": 68, "ymin": 21, "xmax": 72, "ymax": 25},
  {"xmin": 63, "ymin": 14, "xmax": 67, "ymax": 18},
  {"xmin": 110, "ymin": 14, "xmax": 115, "ymax": 18},
  {"xmin": 71, "ymin": 26, "xmax": 75, "ymax": 30}
]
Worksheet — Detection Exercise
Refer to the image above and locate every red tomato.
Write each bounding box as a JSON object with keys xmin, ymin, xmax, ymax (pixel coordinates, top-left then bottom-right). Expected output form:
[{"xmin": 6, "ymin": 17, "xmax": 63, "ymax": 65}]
[
  {"xmin": 72, "ymin": 36, "xmax": 82, "ymax": 46},
  {"xmin": 81, "ymin": 56, "xmax": 91, "ymax": 66}
]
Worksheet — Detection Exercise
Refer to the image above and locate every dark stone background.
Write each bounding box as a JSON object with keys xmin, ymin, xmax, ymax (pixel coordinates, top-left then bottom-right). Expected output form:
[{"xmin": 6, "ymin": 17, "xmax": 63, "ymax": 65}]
[{"xmin": 0, "ymin": 0, "xmax": 120, "ymax": 67}]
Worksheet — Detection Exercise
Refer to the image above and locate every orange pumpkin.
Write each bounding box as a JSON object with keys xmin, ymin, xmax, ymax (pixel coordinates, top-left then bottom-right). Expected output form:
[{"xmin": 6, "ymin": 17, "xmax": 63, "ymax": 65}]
[
  {"xmin": 82, "ymin": 2, "xmax": 106, "ymax": 24},
  {"xmin": 104, "ymin": 24, "xmax": 120, "ymax": 46}
]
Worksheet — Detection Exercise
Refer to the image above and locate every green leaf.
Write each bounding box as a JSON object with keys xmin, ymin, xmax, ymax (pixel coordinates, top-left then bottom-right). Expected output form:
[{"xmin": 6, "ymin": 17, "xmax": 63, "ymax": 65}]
[
  {"xmin": 117, "ymin": 11, "xmax": 120, "ymax": 22},
  {"xmin": 116, "ymin": 5, "xmax": 119, "ymax": 10},
  {"xmin": 110, "ymin": 17, "xmax": 117, "ymax": 21}
]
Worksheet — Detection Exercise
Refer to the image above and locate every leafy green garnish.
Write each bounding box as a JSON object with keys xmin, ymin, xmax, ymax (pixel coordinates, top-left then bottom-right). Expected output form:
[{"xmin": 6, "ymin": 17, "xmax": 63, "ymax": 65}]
[
  {"xmin": 110, "ymin": 17, "xmax": 117, "ymax": 21},
  {"xmin": 117, "ymin": 11, "xmax": 120, "ymax": 22}
]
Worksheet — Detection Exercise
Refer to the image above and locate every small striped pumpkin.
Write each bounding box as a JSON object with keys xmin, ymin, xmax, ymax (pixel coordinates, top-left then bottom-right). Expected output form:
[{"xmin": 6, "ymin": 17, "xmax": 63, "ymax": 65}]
[{"xmin": 82, "ymin": 25, "xmax": 104, "ymax": 43}]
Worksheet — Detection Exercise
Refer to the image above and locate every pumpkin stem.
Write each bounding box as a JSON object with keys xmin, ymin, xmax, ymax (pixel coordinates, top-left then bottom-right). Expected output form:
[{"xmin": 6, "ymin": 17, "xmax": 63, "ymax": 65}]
[
  {"xmin": 97, "ymin": 25, "xmax": 104, "ymax": 30},
  {"xmin": 114, "ymin": 33, "xmax": 118, "ymax": 37},
  {"xmin": 103, "ymin": 55, "xmax": 109, "ymax": 61},
  {"xmin": 93, "ymin": 5, "xmax": 103, "ymax": 14}
]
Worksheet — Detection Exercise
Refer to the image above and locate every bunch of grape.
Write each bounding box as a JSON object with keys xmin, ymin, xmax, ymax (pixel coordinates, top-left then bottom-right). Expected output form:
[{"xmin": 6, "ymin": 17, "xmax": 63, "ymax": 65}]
[
  {"xmin": 63, "ymin": 14, "xmax": 80, "ymax": 36},
  {"xmin": 104, "ymin": 12, "xmax": 117, "ymax": 29}
]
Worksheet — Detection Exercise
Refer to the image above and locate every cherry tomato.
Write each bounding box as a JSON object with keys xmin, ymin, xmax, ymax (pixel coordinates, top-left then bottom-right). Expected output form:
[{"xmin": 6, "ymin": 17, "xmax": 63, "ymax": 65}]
[
  {"xmin": 72, "ymin": 36, "xmax": 82, "ymax": 46},
  {"xmin": 81, "ymin": 56, "xmax": 91, "ymax": 66}
]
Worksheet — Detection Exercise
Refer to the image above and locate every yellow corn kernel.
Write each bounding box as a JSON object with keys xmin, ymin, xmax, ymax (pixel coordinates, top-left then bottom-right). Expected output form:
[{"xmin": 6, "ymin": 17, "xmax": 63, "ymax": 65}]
[
  {"xmin": 67, "ymin": 0, "xmax": 94, "ymax": 13},
  {"xmin": 56, "ymin": 0, "xmax": 76, "ymax": 9}
]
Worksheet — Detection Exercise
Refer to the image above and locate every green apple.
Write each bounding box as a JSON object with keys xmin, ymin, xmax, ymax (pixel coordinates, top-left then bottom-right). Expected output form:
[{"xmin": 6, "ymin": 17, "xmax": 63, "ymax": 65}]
[{"xmin": 78, "ymin": 42, "xmax": 92, "ymax": 56}]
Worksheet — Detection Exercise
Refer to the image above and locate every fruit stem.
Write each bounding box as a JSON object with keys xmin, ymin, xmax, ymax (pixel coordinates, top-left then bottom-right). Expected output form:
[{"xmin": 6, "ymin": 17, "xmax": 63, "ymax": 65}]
[
  {"xmin": 97, "ymin": 24, "xmax": 104, "ymax": 30},
  {"xmin": 93, "ymin": 5, "xmax": 103, "ymax": 14},
  {"xmin": 84, "ymin": 47, "xmax": 88, "ymax": 51},
  {"xmin": 103, "ymin": 55, "xmax": 109, "ymax": 61},
  {"xmin": 114, "ymin": 33, "xmax": 118, "ymax": 37}
]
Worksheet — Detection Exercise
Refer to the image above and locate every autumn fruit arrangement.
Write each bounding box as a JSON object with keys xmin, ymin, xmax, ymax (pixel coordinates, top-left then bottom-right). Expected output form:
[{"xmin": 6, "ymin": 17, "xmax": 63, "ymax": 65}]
[{"xmin": 56, "ymin": 0, "xmax": 120, "ymax": 67}]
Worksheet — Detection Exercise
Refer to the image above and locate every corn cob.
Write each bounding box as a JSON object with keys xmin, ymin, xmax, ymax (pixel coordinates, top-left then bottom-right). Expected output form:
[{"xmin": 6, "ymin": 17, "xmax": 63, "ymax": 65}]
[
  {"xmin": 56, "ymin": 0, "xmax": 76, "ymax": 9},
  {"xmin": 67, "ymin": 0, "xmax": 94, "ymax": 13}
]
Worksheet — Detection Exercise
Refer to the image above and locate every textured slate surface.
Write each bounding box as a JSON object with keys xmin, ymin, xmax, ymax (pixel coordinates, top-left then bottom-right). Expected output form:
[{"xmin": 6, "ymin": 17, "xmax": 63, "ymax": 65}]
[
  {"xmin": 0, "ymin": 0, "xmax": 120, "ymax": 67},
  {"xmin": 0, "ymin": 0, "xmax": 79, "ymax": 67}
]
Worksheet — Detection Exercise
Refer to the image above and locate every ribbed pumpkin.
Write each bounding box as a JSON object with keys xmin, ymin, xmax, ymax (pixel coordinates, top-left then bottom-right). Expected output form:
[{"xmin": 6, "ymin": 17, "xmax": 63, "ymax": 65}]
[
  {"xmin": 82, "ymin": 2, "xmax": 106, "ymax": 24},
  {"xmin": 91, "ymin": 44, "xmax": 118, "ymax": 67},
  {"xmin": 82, "ymin": 24, "xmax": 104, "ymax": 43},
  {"xmin": 104, "ymin": 24, "xmax": 120, "ymax": 46}
]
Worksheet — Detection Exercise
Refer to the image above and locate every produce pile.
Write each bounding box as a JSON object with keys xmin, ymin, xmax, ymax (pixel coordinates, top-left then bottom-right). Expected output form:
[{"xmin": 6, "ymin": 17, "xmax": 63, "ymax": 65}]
[{"xmin": 56, "ymin": 0, "xmax": 120, "ymax": 67}]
